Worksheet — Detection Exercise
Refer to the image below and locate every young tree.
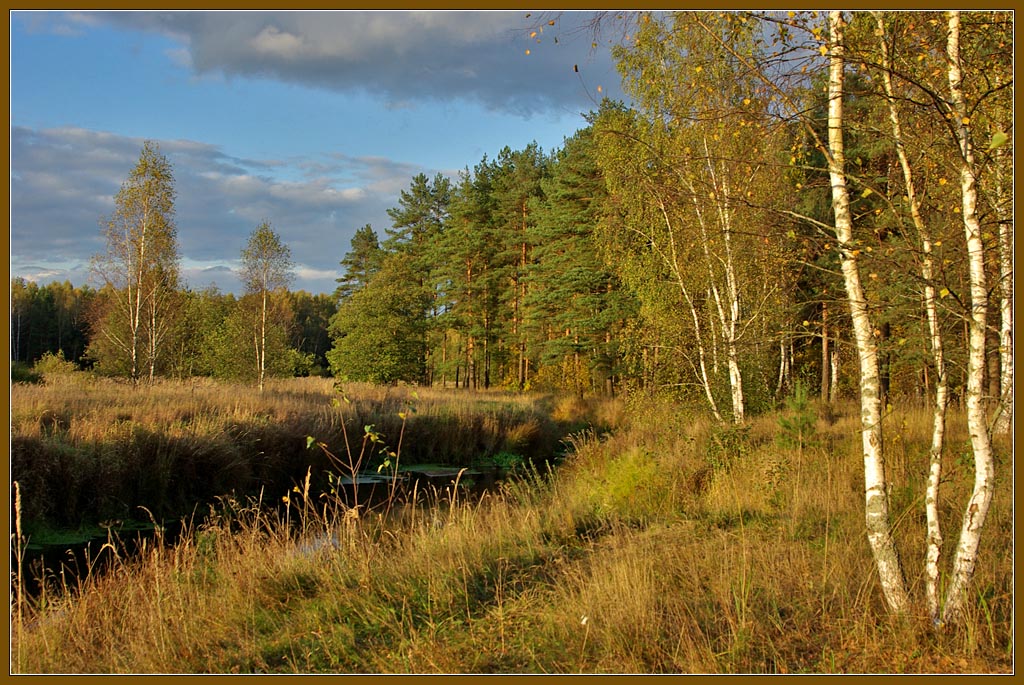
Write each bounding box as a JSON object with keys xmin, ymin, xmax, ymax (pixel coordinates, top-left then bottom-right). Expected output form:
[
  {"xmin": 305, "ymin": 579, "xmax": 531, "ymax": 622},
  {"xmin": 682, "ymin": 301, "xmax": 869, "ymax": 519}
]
[
  {"xmin": 90, "ymin": 141, "xmax": 180, "ymax": 383},
  {"xmin": 240, "ymin": 221, "xmax": 294, "ymax": 392}
]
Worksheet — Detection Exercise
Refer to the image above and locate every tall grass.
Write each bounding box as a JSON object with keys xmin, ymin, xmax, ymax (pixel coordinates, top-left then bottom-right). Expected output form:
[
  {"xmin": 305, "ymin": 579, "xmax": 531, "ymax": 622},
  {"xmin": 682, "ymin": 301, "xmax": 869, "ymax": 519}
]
[
  {"xmin": 9, "ymin": 383, "xmax": 1013, "ymax": 674},
  {"xmin": 10, "ymin": 377, "xmax": 585, "ymax": 528}
]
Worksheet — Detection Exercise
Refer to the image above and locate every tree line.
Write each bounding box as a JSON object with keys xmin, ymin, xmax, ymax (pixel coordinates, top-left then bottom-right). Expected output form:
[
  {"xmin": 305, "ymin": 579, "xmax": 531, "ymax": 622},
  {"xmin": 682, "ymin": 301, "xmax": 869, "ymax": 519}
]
[{"xmin": 10, "ymin": 11, "xmax": 1011, "ymax": 434}]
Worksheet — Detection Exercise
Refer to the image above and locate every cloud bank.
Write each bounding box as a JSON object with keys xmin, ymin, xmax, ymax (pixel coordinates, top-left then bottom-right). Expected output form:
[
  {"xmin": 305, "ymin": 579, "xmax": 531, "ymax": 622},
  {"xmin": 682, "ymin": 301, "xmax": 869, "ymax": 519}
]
[{"xmin": 11, "ymin": 126, "xmax": 428, "ymax": 294}]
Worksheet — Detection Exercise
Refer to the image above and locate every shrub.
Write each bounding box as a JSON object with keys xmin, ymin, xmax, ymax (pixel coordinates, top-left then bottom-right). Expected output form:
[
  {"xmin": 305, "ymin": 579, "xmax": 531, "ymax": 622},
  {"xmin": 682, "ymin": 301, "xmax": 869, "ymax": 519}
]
[{"xmin": 35, "ymin": 350, "xmax": 78, "ymax": 377}]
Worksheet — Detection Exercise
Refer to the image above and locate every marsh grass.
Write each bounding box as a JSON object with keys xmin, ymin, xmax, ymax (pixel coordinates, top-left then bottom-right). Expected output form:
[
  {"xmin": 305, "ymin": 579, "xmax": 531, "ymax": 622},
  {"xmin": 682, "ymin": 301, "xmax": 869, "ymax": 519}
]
[
  {"xmin": 9, "ymin": 383, "xmax": 1013, "ymax": 674},
  {"xmin": 10, "ymin": 377, "xmax": 579, "ymax": 528}
]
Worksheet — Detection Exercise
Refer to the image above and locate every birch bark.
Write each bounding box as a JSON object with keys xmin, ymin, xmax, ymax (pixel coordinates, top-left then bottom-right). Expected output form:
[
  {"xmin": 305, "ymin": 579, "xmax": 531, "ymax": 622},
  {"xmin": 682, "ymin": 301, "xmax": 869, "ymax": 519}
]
[
  {"xmin": 827, "ymin": 10, "xmax": 909, "ymax": 614},
  {"xmin": 873, "ymin": 12, "xmax": 947, "ymax": 622},
  {"xmin": 941, "ymin": 11, "xmax": 996, "ymax": 624}
]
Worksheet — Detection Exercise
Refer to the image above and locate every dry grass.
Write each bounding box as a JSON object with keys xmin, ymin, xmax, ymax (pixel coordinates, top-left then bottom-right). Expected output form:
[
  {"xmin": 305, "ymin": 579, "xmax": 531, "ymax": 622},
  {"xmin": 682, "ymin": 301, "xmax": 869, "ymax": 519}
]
[
  {"xmin": 9, "ymin": 383, "xmax": 1013, "ymax": 674},
  {"xmin": 10, "ymin": 377, "xmax": 580, "ymax": 528}
]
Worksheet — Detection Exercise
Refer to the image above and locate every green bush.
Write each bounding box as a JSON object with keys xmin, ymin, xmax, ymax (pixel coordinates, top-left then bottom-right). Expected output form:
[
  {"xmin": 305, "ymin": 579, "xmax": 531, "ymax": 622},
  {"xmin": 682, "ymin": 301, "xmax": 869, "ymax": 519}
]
[
  {"xmin": 776, "ymin": 382, "xmax": 817, "ymax": 452},
  {"xmin": 35, "ymin": 350, "xmax": 78, "ymax": 376}
]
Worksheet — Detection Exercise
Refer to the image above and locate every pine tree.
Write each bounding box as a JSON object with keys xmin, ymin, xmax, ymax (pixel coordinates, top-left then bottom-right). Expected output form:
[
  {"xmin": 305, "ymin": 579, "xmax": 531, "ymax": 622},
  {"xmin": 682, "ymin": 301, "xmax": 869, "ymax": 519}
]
[{"xmin": 334, "ymin": 224, "xmax": 383, "ymax": 302}]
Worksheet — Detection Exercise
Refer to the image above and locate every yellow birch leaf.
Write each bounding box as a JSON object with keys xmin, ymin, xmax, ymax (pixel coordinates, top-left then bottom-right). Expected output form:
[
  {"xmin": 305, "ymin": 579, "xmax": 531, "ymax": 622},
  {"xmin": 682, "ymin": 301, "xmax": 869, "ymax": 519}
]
[{"xmin": 819, "ymin": 45, "xmax": 828, "ymax": 56}]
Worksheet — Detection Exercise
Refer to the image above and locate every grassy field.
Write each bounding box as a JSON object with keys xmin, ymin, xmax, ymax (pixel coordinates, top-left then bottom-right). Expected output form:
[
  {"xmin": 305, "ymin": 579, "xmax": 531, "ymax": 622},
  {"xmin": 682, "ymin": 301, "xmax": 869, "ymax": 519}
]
[{"xmin": 9, "ymin": 377, "xmax": 1014, "ymax": 673}]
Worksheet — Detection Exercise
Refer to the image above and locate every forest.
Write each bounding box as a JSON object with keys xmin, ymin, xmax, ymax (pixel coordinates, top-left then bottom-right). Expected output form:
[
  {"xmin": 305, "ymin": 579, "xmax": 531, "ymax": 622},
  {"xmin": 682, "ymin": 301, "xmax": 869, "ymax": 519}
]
[
  {"xmin": 13, "ymin": 13, "xmax": 1012, "ymax": 417},
  {"xmin": 10, "ymin": 10, "xmax": 1013, "ymax": 674}
]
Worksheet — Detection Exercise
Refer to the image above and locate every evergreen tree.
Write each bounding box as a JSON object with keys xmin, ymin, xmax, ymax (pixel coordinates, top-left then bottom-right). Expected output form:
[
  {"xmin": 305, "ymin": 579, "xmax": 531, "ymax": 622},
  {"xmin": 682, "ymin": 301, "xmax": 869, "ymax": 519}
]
[
  {"xmin": 334, "ymin": 224, "xmax": 383, "ymax": 302},
  {"xmin": 491, "ymin": 143, "xmax": 548, "ymax": 389},
  {"xmin": 526, "ymin": 127, "xmax": 636, "ymax": 396}
]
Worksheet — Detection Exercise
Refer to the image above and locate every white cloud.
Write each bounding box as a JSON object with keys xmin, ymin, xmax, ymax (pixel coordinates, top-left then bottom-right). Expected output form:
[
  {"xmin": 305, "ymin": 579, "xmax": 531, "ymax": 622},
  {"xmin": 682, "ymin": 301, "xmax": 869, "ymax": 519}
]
[{"xmin": 10, "ymin": 125, "xmax": 439, "ymax": 294}]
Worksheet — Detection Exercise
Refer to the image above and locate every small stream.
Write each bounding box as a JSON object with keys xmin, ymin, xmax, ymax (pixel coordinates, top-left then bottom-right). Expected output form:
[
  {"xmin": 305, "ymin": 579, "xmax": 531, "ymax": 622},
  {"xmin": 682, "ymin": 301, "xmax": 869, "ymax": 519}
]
[{"xmin": 12, "ymin": 464, "xmax": 514, "ymax": 598}]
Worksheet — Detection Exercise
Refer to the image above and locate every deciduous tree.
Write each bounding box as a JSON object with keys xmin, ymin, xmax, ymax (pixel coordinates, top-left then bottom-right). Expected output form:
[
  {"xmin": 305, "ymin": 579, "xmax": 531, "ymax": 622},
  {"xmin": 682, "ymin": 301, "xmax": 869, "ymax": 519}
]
[
  {"xmin": 90, "ymin": 141, "xmax": 180, "ymax": 382},
  {"xmin": 240, "ymin": 221, "xmax": 294, "ymax": 392}
]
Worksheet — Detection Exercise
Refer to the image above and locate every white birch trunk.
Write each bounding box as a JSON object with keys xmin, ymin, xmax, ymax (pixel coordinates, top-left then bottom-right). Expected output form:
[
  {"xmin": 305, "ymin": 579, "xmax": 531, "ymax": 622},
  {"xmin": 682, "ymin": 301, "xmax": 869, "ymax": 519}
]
[
  {"xmin": 942, "ymin": 11, "xmax": 997, "ymax": 624},
  {"xmin": 685, "ymin": 288, "xmax": 724, "ymax": 423},
  {"xmin": 828, "ymin": 11, "xmax": 908, "ymax": 615},
  {"xmin": 259, "ymin": 286, "xmax": 268, "ymax": 392},
  {"xmin": 698, "ymin": 138, "xmax": 745, "ymax": 423},
  {"xmin": 874, "ymin": 11, "xmax": 948, "ymax": 621},
  {"xmin": 992, "ymin": 136, "xmax": 1013, "ymax": 435},
  {"xmin": 654, "ymin": 195, "xmax": 724, "ymax": 422}
]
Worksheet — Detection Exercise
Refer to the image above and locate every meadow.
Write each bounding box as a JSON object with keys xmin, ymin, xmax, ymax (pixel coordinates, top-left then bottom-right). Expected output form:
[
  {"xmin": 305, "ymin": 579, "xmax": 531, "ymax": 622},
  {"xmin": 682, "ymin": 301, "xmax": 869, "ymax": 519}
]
[{"xmin": 9, "ymin": 375, "xmax": 1014, "ymax": 673}]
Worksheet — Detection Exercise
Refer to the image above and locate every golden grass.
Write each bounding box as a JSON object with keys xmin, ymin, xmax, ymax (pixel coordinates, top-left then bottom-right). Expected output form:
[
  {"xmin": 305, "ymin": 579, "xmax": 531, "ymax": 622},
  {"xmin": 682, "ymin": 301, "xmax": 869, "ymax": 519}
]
[
  {"xmin": 9, "ymin": 383, "xmax": 1013, "ymax": 674},
  {"xmin": 10, "ymin": 377, "xmax": 584, "ymax": 528}
]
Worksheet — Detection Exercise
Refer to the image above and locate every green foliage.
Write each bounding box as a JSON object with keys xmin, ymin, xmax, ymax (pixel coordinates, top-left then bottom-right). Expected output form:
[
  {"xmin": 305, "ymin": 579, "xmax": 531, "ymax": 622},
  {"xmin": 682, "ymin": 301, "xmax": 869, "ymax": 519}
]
[
  {"xmin": 334, "ymin": 224, "xmax": 383, "ymax": 302},
  {"xmin": 10, "ymin": 361, "xmax": 42, "ymax": 384},
  {"xmin": 10, "ymin": 278, "xmax": 95, "ymax": 366},
  {"xmin": 327, "ymin": 253, "xmax": 431, "ymax": 384},
  {"xmin": 525, "ymin": 127, "xmax": 636, "ymax": 396},
  {"xmin": 90, "ymin": 140, "xmax": 180, "ymax": 381},
  {"xmin": 706, "ymin": 423, "xmax": 752, "ymax": 472},
  {"xmin": 34, "ymin": 350, "xmax": 78, "ymax": 376},
  {"xmin": 776, "ymin": 382, "xmax": 817, "ymax": 452},
  {"xmin": 241, "ymin": 221, "xmax": 293, "ymax": 295}
]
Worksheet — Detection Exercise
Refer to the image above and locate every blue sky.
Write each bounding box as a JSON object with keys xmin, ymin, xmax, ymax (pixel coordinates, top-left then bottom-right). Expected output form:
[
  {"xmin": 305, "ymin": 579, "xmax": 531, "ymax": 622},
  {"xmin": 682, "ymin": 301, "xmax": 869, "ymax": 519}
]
[{"xmin": 10, "ymin": 10, "xmax": 628, "ymax": 294}]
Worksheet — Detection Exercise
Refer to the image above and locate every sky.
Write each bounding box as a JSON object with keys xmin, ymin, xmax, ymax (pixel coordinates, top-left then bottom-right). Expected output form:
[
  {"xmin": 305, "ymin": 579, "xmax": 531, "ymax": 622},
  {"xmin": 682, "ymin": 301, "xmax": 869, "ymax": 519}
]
[{"xmin": 9, "ymin": 9, "xmax": 629, "ymax": 295}]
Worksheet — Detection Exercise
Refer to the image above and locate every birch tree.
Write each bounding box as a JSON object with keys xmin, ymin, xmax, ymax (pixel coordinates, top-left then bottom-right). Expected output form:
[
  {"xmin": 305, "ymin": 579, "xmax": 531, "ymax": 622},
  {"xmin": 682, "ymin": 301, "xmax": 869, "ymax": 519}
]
[
  {"xmin": 90, "ymin": 141, "xmax": 179, "ymax": 383},
  {"xmin": 825, "ymin": 11, "xmax": 909, "ymax": 614},
  {"xmin": 940, "ymin": 9, "xmax": 997, "ymax": 624},
  {"xmin": 596, "ymin": 13, "xmax": 789, "ymax": 422},
  {"xmin": 240, "ymin": 221, "xmax": 293, "ymax": 392},
  {"xmin": 871, "ymin": 10, "xmax": 949, "ymax": 623}
]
